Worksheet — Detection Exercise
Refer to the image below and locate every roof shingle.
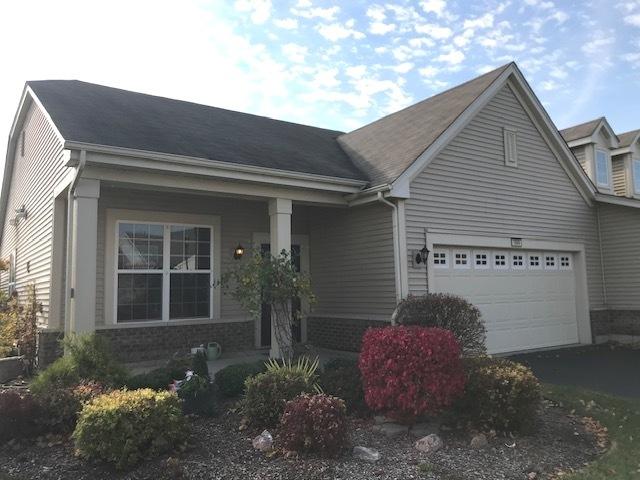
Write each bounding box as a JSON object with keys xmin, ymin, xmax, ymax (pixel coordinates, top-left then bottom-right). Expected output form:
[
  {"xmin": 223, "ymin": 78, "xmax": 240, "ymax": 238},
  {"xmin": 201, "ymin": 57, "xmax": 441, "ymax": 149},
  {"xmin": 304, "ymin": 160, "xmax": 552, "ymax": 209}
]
[{"xmin": 559, "ymin": 118, "xmax": 604, "ymax": 143}]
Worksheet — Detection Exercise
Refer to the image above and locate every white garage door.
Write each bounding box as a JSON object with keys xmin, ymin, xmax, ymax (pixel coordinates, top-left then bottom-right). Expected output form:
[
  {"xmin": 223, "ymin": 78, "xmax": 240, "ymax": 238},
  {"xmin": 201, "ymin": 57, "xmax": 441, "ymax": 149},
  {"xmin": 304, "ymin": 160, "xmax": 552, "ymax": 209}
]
[{"xmin": 433, "ymin": 247, "xmax": 579, "ymax": 354}]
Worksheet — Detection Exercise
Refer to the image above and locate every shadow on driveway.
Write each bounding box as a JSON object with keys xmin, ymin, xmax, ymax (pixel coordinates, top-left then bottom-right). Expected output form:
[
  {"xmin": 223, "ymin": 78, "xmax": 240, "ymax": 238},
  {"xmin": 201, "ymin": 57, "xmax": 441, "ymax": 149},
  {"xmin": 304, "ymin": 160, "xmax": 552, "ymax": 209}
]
[{"xmin": 509, "ymin": 345, "xmax": 640, "ymax": 399}]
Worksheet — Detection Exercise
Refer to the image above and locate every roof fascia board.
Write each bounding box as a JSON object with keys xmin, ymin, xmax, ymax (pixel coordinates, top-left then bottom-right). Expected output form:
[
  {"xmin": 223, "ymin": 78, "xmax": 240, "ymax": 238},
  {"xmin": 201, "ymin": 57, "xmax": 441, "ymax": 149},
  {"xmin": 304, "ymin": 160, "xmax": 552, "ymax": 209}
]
[
  {"xmin": 390, "ymin": 64, "xmax": 515, "ymax": 195},
  {"xmin": 66, "ymin": 142, "xmax": 367, "ymax": 194},
  {"xmin": 595, "ymin": 193, "xmax": 640, "ymax": 208},
  {"xmin": 567, "ymin": 138, "xmax": 594, "ymax": 148},
  {"xmin": 612, "ymin": 147, "xmax": 632, "ymax": 156},
  {"xmin": 81, "ymin": 165, "xmax": 350, "ymax": 206}
]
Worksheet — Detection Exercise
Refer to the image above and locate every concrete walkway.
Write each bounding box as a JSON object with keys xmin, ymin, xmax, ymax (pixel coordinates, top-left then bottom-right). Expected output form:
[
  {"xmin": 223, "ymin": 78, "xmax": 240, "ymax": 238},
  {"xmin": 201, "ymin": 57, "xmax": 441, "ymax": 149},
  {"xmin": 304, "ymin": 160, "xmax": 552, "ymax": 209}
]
[{"xmin": 510, "ymin": 345, "xmax": 640, "ymax": 399}]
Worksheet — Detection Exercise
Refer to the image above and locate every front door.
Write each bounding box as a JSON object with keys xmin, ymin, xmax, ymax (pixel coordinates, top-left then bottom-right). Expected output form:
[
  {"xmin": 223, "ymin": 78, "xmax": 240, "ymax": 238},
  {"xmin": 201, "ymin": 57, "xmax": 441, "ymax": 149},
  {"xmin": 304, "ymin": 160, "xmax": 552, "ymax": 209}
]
[{"xmin": 259, "ymin": 241, "xmax": 304, "ymax": 348}]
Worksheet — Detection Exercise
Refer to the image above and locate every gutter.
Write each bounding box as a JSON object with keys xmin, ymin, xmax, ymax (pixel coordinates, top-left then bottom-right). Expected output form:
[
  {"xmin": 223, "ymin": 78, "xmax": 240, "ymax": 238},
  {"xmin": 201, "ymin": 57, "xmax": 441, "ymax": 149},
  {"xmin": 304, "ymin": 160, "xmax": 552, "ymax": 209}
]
[
  {"xmin": 63, "ymin": 150, "xmax": 86, "ymax": 334},
  {"xmin": 376, "ymin": 192, "xmax": 403, "ymax": 314}
]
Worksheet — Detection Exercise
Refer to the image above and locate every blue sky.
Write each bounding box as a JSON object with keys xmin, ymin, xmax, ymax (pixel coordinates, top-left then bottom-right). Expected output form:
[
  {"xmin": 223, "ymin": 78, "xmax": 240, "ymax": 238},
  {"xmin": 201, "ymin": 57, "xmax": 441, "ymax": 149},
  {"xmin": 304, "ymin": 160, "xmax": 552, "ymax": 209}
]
[{"xmin": 0, "ymin": 0, "xmax": 639, "ymax": 156}]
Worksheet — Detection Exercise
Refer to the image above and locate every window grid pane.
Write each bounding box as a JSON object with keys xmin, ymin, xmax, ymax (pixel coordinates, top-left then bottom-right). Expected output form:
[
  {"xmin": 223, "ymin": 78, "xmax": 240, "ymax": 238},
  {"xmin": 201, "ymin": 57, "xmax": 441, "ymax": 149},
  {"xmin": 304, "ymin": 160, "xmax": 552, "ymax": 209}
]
[
  {"xmin": 170, "ymin": 273, "xmax": 210, "ymax": 319},
  {"xmin": 117, "ymin": 273, "xmax": 163, "ymax": 322}
]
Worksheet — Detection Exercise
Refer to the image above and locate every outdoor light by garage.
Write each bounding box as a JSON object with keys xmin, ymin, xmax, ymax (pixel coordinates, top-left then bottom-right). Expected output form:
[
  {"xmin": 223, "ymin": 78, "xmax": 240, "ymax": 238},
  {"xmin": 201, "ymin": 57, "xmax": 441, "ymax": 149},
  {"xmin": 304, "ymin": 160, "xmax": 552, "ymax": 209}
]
[
  {"xmin": 233, "ymin": 244, "xmax": 245, "ymax": 260},
  {"xmin": 415, "ymin": 245, "xmax": 430, "ymax": 265}
]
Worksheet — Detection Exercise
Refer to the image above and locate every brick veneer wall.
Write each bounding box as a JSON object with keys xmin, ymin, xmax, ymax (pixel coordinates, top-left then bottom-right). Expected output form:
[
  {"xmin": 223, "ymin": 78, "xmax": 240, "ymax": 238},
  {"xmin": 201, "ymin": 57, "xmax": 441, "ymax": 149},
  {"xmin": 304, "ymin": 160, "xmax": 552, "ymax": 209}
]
[
  {"xmin": 307, "ymin": 317, "xmax": 389, "ymax": 352},
  {"xmin": 36, "ymin": 329, "xmax": 64, "ymax": 367},
  {"xmin": 95, "ymin": 321, "xmax": 254, "ymax": 363},
  {"xmin": 591, "ymin": 310, "xmax": 640, "ymax": 339}
]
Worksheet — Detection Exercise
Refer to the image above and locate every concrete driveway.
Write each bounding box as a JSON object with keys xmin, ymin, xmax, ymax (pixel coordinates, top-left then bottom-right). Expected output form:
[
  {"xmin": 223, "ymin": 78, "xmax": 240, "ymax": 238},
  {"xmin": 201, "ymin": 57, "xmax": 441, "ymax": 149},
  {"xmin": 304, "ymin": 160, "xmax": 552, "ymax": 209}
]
[{"xmin": 509, "ymin": 345, "xmax": 640, "ymax": 399}]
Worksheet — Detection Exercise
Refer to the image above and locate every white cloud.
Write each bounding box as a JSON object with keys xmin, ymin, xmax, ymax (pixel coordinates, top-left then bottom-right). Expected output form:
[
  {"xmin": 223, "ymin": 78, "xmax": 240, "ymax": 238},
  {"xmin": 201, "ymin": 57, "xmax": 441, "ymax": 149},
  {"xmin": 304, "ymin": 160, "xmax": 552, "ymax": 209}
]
[
  {"xmin": 621, "ymin": 52, "xmax": 640, "ymax": 62},
  {"xmin": 317, "ymin": 20, "xmax": 365, "ymax": 41},
  {"xmin": 369, "ymin": 21, "xmax": 396, "ymax": 35},
  {"xmin": 418, "ymin": 65, "xmax": 440, "ymax": 78},
  {"xmin": 392, "ymin": 62, "xmax": 415, "ymax": 73},
  {"xmin": 550, "ymin": 11, "xmax": 569, "ymax": 23},
  {"xmin": 463, "ymin": 13, "xmax": 494, "ymax": 29},
  {"xmin": 415, "ymin": 23, "xmax": 453, "ymax": 39},
  {"xmin": 549, "ymin": 66, "xmax": 568, "ymax": 79},
  {"xmin": 453, "ymin": 29, "xmax": 474, "ymax": 47},
  {"xmin": 234, "ymin": 0, "xmax": 272, "ymax": 24},
  {"xmin": 282, "ymin": 43, "xmax": 307, "ymax": 63},
  {"xmin": 420, "ymin": 0, "xmax": 446, "ymax": 16},
  {"xmin": 292, "ymin": 5, "xmax": 340, "ymax": 20},
  {"xmin": 346, "ymin": 65, "xmax": 367, "ymax": 79},
  {"xmin": 540, "ymin": 79, "xmax": 560, "ymax": 91},
  {"xmin": 408, "ymin": 37, "xmax": 436, "ymax": 48},
  {"xmin": 273, "ymin": 18, "xmax": 298, "ymax": 29},
  {"xmin": 582, "ymin": 32, "xmax": 615, "ymax": 55},
  {"xmin": 436, "ymin": 49, "xmax": 465, "ymax": 65},
  {"xmin": 624, "ymin": 13, "xmax": 640, "ymax": 26},
  {"xmin": 366, "ymin": 5, "xmax": 386, "ymax": 22}
]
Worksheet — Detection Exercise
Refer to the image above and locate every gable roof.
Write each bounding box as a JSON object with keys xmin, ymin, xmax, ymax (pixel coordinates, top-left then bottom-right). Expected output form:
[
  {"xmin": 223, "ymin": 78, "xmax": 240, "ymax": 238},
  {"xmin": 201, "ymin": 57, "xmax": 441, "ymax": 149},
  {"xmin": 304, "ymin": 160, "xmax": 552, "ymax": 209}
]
[
  {"xmin": 337, "ymin": 63, "xmax": 512, "ymax": 186},
  {"xmin": 26, "ymin": 80, "xmax": 366, "ymax": 182},
  {"xmin": 559, "ymin": 118, "xmax": 604, "ymax": 143},
  {"xmin": 618, "ymin": 129, "xmax": 640, "ymax": 148}
]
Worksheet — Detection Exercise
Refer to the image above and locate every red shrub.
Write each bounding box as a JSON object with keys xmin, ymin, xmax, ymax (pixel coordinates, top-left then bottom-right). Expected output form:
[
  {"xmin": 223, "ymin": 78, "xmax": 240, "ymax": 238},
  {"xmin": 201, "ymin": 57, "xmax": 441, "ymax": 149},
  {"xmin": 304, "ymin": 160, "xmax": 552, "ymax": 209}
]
[
  {"xmin": 358, "ymin": 326, "xmax": 465, "ymax": 423},
  {"xmin": 0, "ymin": 390, "xmax": 40, "ymax": 442},
  {"xmin": 278, "ymin": 394, "xmax": 348, "ymax": 457}
]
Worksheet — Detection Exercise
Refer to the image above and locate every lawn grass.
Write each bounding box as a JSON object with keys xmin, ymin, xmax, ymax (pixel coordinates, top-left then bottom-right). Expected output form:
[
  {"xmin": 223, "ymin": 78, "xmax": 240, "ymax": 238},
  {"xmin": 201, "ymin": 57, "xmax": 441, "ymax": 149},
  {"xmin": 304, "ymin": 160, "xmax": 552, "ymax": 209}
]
[{"xmin": 544, "ymin": 384, "xmax": 640, "ymax": 479}]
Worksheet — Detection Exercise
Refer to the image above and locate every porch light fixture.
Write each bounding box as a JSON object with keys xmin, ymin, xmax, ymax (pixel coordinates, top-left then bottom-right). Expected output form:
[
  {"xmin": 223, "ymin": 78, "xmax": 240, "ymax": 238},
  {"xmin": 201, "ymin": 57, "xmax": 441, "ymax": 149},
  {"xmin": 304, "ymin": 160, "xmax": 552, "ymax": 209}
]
[
  {"xmin": 415, "ymin": 245, "xmax": 430, "ymax": 265},
  {"xmin": 233, "ymin": 244, "xmax": 245, "ymax": 260}
]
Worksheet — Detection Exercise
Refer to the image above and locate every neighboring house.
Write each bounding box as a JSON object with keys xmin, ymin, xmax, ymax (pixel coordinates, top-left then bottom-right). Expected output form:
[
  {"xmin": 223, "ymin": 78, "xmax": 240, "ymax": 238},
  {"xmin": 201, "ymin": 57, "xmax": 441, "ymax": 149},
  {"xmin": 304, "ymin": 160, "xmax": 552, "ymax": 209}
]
[{"xmin": 1, "ymin": 62, "xmax": 637, "ymax": 365}]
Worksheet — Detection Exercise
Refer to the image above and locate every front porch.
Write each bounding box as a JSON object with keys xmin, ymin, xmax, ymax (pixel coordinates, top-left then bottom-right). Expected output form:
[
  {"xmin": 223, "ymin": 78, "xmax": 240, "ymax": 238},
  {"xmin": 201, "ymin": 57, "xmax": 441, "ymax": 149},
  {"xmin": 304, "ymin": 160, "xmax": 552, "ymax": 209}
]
[{"xmin": 49, "ymin": 162, "xmax": 398, "ymax": 364}]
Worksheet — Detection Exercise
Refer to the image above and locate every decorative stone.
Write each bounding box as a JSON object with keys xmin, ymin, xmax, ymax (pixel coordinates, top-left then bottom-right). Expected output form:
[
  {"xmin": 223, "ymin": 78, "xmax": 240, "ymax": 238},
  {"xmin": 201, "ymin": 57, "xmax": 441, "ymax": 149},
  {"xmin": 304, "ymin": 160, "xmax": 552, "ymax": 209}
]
[
  {"xmin": 410, "ymin": 419, "xmax": 442, "ymax": 438},
  {"xmin": 470, "ymin": 433, "xmax": 488, "ymax": 449},
  {"xmin": 353, "ymin": 446, "xmax": 381, "ymax": 462},
  {"xmin": 415, "ymin": 434, "xmax": 444, "ymax": 454},
  {"xmin": 252, "ymin": 430, "xmax": 273, "ymax": 452},
  {"xmin": 375, "ymin": 422, "xmax": 410, "ymax": 438}
]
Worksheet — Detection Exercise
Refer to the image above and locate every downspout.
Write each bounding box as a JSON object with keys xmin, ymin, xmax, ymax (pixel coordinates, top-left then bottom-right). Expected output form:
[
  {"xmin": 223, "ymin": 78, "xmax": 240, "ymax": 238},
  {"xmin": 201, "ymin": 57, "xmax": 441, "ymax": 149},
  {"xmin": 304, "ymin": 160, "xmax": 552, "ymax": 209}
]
[
  {"xmin": 63, "ymin": 150, "xmax": 87, "ymax": 335},
  {"xmin": 377, "ymin": 192, "xmax": 402, "ymax": 325}
]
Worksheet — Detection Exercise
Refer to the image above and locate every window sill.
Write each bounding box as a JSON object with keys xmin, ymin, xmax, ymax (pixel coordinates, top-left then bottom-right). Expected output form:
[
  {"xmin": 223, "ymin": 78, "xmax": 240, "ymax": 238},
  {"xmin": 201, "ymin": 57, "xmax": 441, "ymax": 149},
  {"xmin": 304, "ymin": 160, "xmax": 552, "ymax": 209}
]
[{"xmin": 98, "ymin": 317, "xmax": 244, "ymax": 330}]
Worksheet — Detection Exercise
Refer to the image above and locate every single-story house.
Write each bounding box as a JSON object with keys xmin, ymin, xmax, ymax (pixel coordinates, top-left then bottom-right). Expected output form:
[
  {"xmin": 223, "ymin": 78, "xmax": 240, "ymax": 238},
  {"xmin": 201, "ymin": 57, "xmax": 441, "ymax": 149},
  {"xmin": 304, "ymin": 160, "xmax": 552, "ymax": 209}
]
[{"xmin": 2, "ymin": 62, "xmax": 639, "ymax": 364}]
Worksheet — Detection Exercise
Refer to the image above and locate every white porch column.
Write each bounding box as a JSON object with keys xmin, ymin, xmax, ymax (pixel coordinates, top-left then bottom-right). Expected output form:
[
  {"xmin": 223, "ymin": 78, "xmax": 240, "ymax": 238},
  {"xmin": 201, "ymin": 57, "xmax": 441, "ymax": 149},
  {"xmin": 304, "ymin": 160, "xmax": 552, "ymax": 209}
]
[
  {"xmin": 69, "ymin": 178, "xmax": 100, "ymax": 334},
  {"xmin": 268, "ymin": 198, "xmax": 292, "ymax": 358}
]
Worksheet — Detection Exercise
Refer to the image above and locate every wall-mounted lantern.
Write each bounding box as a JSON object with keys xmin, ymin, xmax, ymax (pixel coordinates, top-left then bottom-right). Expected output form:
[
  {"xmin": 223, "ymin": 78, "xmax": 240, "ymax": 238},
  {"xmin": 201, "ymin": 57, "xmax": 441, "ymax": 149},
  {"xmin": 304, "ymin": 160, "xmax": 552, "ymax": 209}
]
[
  {"xmin": 415, "ymin": 245, "xmax": 430, "ymax": 265},
  {"xmin": 233, "ymin": 244, "xmax": 245, "ymax": 260}
]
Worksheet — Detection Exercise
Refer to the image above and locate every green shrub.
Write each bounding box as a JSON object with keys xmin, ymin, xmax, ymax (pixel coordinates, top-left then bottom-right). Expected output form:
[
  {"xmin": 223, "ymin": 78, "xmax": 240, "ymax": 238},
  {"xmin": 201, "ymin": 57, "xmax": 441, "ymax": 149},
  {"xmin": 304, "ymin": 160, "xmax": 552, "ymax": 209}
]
[
  {"xmin": 62, "ymin": 334, "xmax": 128, "ymax": 386},
  {"xmin": 454, "ymin": 356, "xmax": 541, "ymax": 433},
  {"xmin": 191, "ymin": 351, "xmax": 209, "ymax": 380},
  {"xmin": 124, "ymin": 356, "xmax": 192, "ymax": 391},
  {"xmin": 319, "ymin": 358, "xmax": 367, "ymax": 415},
  {"xmin": 176, "ymin": 373, "xmax": 214, "ymax": 416},
  {"xmin": 31, "ymin": 334, "xmax": 127, "ymax": 396},
  {"xmin": 392, "ymin": 293, "xmax": 487, "ymax": 356},
  {"xmin": 73, "ymin": 389, "xmax": 188, "ymax": 470},
  {"xmin": 0, "ymin": 390, "xmax": 41, "ymax": 442},
  {"xmin": 242, "ymin": 369, "xmax": 316, "ymax": 428},
  {"xmin": 214, "ymin": 361, "xmax": 266, "ymax": 398},
  {"xmin": 30, "ymin": 355, "xmax": 80, "ymax": 395}
]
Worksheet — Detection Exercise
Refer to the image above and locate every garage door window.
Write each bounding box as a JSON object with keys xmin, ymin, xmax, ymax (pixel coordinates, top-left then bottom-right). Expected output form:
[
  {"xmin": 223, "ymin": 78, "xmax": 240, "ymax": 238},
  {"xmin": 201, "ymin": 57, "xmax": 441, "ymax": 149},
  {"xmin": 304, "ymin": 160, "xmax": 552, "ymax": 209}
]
[
  {"xmin": 493, "ymin": 252, "xmax": 508, "ymax": 270},
  {"xmin": 453, "ymin": 251, "xmax": 470, "ymax": 269},
  {"xmin": 433, "ymin": 250, "xmax": 448, "ymax": 268},
  {"xmin": 474, "ymin": 251, "xmax": 490, "ymax": 269},
  {"xmin": 559, "ymin": 255, "xmax": 572, "ymax": 270},
  {"xmin": 528, "ymin": 253, "xmax": 542, "ymax": 270},
  {"xmin": 511, "ymin": 253, "xmax": 525, "ymax": 270},
  {"xmin": 544, "ymin": 254, "xmax": 558, "ymax": 270}
]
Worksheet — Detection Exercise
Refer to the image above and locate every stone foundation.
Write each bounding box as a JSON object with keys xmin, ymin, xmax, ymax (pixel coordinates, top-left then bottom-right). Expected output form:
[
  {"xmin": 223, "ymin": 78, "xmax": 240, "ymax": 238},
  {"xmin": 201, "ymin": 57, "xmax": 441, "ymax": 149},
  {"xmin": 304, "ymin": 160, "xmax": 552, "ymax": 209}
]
[
  {"xmin": 591, "ymin": 310, "xmax": 640, "ymax": 343},
  {"xmin": 307, "ymin": 317, "xmax": 389, "ymax": 352},
  {"xmin": 95, "ymin": 321, "xmax": 254, "ymax": 363}
]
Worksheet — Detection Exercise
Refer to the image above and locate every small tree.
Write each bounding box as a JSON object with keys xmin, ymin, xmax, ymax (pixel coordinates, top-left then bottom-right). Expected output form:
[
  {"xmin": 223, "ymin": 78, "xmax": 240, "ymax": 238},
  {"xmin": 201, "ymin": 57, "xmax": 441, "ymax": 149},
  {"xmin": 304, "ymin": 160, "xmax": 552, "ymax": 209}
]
[
  {"xmin": 0, "ymin": 284, "xmax": 40, "ymax": 369},
  {"xmin": 221, "ymin": 249, "xmax": 315, "ymax": 359}
]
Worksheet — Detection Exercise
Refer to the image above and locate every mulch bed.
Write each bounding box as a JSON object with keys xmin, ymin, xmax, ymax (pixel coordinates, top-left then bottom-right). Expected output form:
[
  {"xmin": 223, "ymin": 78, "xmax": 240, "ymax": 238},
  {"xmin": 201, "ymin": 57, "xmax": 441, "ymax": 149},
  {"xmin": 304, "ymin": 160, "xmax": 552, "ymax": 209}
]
[{"xmin": 0, "ymin": 399, "xmax": 605, "ymax": 480}]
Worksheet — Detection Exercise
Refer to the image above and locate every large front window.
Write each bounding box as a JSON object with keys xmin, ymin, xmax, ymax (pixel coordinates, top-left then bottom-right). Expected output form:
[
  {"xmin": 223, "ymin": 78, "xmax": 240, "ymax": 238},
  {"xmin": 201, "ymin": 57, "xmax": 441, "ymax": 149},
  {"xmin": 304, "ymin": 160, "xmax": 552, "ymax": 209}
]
[
  {"xmin": 595, "ymin": 149, "xmax": 610, "ymax": 187},
  {"xmin": 116, "ymin": 221, "xmax": 212, "ymax": 323}
]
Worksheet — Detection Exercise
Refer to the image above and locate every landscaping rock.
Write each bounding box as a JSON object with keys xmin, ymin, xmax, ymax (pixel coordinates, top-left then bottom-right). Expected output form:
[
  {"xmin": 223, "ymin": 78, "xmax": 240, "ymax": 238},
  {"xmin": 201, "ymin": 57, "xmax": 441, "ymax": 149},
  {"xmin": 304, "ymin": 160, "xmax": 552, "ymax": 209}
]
[
  {"xmin": 375, "ymin": 422, "xmax": 410, "ymax": 438},
  {"xmin": 353, "ymin": 446, "xmax": 381, "ymax": 462},
  {"xmin": 410, "ymin": 419, "xmax": 442, "ymax": 437},
  {"xmin": 252, "ymin": 430, "xmax": 273, "ymax": 452},
  {"xmin": 470, "ymin": 433, "xmax": 488, "ymax": 449},
  {"xmin": 415, "ymin": 434, "xmax": 444, "ymax": 454}
]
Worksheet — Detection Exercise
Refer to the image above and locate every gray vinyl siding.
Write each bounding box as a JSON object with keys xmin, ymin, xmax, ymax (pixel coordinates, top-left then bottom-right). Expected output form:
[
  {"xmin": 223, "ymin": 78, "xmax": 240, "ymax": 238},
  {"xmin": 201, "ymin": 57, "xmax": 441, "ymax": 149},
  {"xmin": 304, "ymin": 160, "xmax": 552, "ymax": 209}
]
[
  {"xmin": 573, "ymin": 146, "xmax": 588, "ymax": 173},
  {"xmin": 405, "ymin": 84, "xmax": 605, "ymax": 308},
  {"xmin": 612, "ymin": 155, "xmax": 629, "ymax": 197},
  {"xmin": 598, "ymin": 203, "xmax": 640, "ymax": 309},
  {"xmin": 308, "ymin": 203, "xmax": 396, "ymax": 319},
  {"xmin": 0, "ymin": 102, "xmax": 66, "ymax": 327}
]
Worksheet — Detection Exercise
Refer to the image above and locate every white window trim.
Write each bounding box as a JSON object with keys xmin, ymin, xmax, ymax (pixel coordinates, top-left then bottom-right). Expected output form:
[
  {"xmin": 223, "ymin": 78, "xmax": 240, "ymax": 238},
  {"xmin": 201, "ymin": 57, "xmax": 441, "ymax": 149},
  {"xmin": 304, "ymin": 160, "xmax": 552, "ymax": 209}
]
[
  {"xmin": 432, "ymin": 249, "xmax": 449, "ymax": 269},
  {"xmin": 452, "ymin": 250, "xmax": 471, "ymax": 269},
  {"xmin": 595, "ymin": 148, "xmax": 611, "ymax": 188},
  {"xmin": 105, "ymin": 209, "xmax": 221, "ymax": 326},
  {"xmin": 528, "ymin": 252, "xmax": 542, "ymax": 270},
  {"xmin": 544, "ymin": 253, "xmax": 558, "ymax": 270},
  {"xmin": 633, "ymin": 158, "xmax": 640, "ymax": 195},
  {"xmin": 511, "ymin": 252, "xmax": 526, "ymax": 270},
  {"xmin": 559, "ymin": 254, "xmax": 572, "ymax": 271},
  {"xmin": 493, "ymin": 251, "xmax": 509, "ymax": 270},
  {"xmin": 473, "ymin": 250, "xmax": 490, "ymax": 270}
]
